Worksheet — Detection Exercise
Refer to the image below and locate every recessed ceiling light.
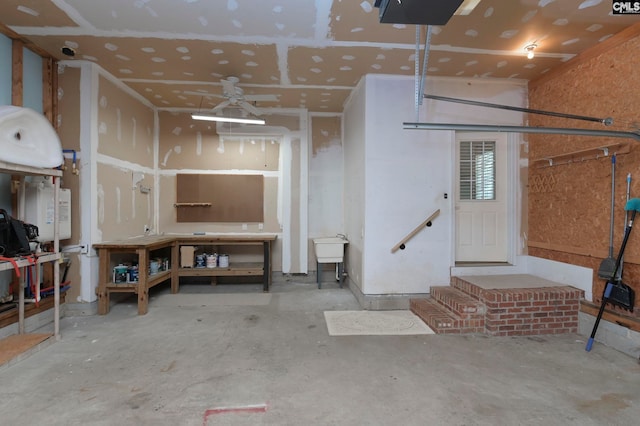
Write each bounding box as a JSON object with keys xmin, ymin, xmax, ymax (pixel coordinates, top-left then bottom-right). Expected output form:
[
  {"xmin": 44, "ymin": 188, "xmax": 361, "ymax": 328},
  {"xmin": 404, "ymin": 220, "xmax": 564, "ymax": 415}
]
[{"xmin": 525, "ymin": 43, "xmax": 537, "ymax": 59}]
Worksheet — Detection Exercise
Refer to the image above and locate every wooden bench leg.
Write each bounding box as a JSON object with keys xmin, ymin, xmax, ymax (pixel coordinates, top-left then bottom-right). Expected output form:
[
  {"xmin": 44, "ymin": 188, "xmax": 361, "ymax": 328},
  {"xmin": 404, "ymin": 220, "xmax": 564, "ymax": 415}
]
[
  {"xmin": 137, "ymin": 285, "xmax": 148, "ymax": 315},
  {"xmin": 97, "ymin": 288, "xmax": 110, "ymax": 315},
  {"xmin": 97, "ymin": 247, "xmax": 110, "ymax": 314}
]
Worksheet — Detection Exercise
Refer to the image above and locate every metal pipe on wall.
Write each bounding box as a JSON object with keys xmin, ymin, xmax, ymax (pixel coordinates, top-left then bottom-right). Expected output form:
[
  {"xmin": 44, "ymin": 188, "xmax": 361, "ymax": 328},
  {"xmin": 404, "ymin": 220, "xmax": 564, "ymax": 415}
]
[{"xmin": 402, "ymin": 122, "xmax": 640, "ymax": 141}]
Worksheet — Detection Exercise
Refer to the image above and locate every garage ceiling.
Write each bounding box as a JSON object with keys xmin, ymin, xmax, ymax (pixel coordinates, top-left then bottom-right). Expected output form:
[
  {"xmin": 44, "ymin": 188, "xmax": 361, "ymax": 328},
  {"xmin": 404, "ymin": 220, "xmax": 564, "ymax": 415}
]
[{"xmin": 0, "ymin": 0, "xmax": 638, "ymax": 113}]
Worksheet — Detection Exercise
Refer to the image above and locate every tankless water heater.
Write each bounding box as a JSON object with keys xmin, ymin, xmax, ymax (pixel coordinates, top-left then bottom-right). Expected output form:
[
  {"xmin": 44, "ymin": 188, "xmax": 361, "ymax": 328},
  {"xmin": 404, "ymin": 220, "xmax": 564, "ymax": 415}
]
[{"xmin": 23, "ymin": 178, "xmax": 71, "ymax": 242}]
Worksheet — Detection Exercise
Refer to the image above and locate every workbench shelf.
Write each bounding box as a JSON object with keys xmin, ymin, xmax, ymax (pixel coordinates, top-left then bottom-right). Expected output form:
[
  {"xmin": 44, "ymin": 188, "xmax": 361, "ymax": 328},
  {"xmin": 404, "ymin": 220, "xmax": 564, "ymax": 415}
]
[
  {"xmin": 178, "ymin": 263, "xmax": 264, "ymax": 277},
  {"xmin": 174, "ymin": 236, "xmax": 276, "ymax": 293}
]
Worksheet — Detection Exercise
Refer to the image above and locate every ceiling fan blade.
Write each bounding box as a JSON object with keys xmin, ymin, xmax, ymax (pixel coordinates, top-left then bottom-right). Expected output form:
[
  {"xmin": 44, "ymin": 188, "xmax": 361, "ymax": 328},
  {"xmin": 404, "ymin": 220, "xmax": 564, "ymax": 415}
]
[
  {"xmin": 183, "ymin": 90, "xmax": 223, "ymax": 98},
  {"xmin": 244, "ymin": 94, "xmax": 279, "ymax": 102},
  {"xmin": 239, "ymin": 101, "xmax": 261, "ymax": 116},
  {"xmin": 211, "ymin": 100, "xmax": 231, "ymax": 113}
]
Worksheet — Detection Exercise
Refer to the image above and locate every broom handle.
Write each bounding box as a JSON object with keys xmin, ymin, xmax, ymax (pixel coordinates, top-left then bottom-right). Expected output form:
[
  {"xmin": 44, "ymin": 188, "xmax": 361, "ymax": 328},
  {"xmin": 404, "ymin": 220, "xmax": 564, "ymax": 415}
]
[
  {"xmin": 620, "ymin": 173, "xmax": 632, "ymax": 278},
  {"xmin": 587, "ymin": 209, "xmax": 637, "ymax": 351},
  {"xmin": 609, "ymin": 155, "xmax": 616, "ymax": 256},
  {"xmin": 610, "ymin": 210, "xmax": 635, "ymax": 282}
]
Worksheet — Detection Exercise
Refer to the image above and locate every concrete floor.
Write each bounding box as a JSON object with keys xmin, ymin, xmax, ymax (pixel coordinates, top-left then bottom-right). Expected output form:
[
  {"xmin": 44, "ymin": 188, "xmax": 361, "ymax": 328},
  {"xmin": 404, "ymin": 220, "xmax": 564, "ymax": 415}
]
[{"xmin": 1, "ymin": 280, "xmax": 639, "ymax": 426}]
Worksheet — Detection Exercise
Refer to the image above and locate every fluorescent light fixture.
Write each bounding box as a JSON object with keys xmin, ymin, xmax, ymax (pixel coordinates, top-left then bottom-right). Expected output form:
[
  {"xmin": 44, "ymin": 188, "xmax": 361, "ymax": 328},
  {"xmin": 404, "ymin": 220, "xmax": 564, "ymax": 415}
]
[
  {"xmin": 191, "ymin": 113, "xmax": 265, "ymax": 125},
  {"xmin": 455, "ymin": 0, "xmax": 482, "ymax": 15}
]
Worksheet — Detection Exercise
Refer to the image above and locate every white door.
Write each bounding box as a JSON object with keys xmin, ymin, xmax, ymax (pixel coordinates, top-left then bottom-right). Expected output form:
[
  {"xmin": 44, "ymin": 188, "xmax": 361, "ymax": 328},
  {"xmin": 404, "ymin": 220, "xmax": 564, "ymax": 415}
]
[{"xmin": 455, "ymin": 132, "xmax": 508, "ymax": 262}]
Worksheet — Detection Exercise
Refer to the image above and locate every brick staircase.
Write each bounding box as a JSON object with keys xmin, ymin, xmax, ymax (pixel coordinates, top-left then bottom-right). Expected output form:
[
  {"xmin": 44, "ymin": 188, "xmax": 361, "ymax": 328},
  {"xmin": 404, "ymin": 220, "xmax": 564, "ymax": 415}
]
[{"xmin": 410, "ymin": 275, "xmax": 585, "ymax": 336}]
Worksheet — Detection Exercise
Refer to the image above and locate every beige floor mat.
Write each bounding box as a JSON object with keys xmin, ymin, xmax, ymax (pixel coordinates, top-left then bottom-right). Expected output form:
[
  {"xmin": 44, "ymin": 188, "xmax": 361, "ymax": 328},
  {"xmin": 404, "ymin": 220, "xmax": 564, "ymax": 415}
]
[{"xmin": 324, "ymin": 310, "xmax": 435, "ymax": 336}]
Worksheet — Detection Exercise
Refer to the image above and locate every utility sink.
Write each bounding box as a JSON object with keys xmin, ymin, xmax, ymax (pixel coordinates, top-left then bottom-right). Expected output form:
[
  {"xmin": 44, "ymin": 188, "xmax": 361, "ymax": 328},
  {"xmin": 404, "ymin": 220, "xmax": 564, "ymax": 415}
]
[
  {"xmin": 0, "ymin": 105, "xmax": 63, "ymax": 168},
  {"xmin": 313, "ymin": 237, "xmax": 348, "ymax": 263}
]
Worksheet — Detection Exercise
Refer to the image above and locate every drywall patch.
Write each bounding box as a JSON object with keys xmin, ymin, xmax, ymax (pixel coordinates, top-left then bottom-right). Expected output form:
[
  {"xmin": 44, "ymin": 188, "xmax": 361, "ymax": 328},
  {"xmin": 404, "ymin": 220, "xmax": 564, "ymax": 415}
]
[
  {"xmin": 227, "ymin": 0, "xmax": 239, "ymax": 12},
  {"xmin": 522, "ymin": 10, "xmax": 538, "ymax": 22},
  {"xmin": 97, "ymin": 185, "xmax": 105, "ymax": 225},
  {"xmin": 132, "ymin": 117, "xmax": 137, "ymax": 148},
  {"xmin": 578, "ymin": 0, "xmax": 602, "ymax": 9},
  {"xmin": 196, "ymin": 131, "xmax": 202, "ymax": 155},
  {"xmin": 116, "ymin": 108, "xmax": 122, "ymax": 141},
  {"xmin": 132, "ymin": 189, "xmax": 137, "ymax": 219},
  {"xmin": 17, "ymin": 6, "xmax": 39, "ymax": 16},
  {"xmin": 161, "ymin": 146, "xmax": 181, "ymax": 166},
  {"xmin": 116, "ymin": 187, "xmax": 122, "ymax": 224}
]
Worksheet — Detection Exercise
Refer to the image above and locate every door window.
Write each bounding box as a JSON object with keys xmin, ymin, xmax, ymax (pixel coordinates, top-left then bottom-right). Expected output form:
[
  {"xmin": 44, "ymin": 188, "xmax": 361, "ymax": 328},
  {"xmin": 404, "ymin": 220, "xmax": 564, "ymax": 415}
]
[{"xmin": 459, "ymin": 140, "xmax": 496, "ymax": 201}]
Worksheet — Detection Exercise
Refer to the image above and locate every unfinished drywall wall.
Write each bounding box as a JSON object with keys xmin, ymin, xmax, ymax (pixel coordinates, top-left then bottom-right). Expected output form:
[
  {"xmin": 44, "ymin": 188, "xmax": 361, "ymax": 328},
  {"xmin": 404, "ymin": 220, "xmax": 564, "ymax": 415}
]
[
  {"xmin": 96, "ymin": 162, "xmax": 154, "ymax": 240},
  {"xmin": 156, "ymin": 111, "xmax": 280, "ymax": 237},
  {"xmin": 157, "ymin": 112, "xmax": 280, "ymax": 170},
  {"xmin": 528, "ymin": 31, "xmax": 640, "ymax": 318},
  {"xmin": 97, "ymin": 75, "xmax": 155, "ymax": 167},
  {"xmin": 96, "ymin": 73, "xmax": 155, "ymax": 240},
  {"xmin": 156, "ymin": 110, "xmax": 308, "ymax": 273}
]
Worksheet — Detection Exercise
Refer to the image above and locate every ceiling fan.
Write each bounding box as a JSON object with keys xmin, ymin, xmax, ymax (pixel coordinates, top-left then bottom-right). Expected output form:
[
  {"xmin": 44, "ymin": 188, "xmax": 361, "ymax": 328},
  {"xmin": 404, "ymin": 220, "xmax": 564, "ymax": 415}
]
[{"xmin": 185, "ymin": 76, "xmax": 278, "ymax": 116}]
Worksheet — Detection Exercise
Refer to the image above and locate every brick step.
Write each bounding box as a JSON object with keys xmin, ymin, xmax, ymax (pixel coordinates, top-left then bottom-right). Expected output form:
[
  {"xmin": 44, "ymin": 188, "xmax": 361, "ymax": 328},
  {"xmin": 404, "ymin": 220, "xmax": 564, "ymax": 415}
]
[
  {"xmin": 410, "ymin": 298, "xmax": 485, "ymax": 334},
  {"xmin": 430, "ymin": 286, "xmax": 485, "ymax": 318},
  {"xmin": 450, "ymin": 276, "xmax": 484, "ymax": 300}
]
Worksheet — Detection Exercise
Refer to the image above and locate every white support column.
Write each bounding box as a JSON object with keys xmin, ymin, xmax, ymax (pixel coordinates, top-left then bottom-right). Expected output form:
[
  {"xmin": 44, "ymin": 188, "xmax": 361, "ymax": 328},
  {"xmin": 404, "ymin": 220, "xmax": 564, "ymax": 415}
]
[
  {"xmin": 280, "ymin": 135, "xmax": 292, "ymax": 273},
  {"xmin": 79, "ymin": 62, "xmax": 99, "ymax": 303}
]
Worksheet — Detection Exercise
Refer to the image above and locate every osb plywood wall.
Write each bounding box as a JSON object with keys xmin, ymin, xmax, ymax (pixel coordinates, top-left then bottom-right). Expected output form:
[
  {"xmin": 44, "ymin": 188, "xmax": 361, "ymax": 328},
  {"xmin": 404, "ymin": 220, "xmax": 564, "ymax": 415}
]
[{"xmin": 528, "ymin": 31, "xmax": 640, "ymax": 317}]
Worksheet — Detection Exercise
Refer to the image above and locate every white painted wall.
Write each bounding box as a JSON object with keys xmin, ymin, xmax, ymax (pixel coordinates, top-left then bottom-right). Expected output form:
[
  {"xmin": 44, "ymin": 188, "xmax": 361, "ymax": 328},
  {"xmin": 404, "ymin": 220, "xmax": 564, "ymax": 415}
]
[
  {"xmin": 344, "ymin": 74, "xmax": 527, "ymax": 296},
  {"xmin": 343, "ymin": 79, "xmax": 367, "ymax": 292},
  {"xmin": 309, "ymin": 119, "xmax": 344, "ymax": 239}
]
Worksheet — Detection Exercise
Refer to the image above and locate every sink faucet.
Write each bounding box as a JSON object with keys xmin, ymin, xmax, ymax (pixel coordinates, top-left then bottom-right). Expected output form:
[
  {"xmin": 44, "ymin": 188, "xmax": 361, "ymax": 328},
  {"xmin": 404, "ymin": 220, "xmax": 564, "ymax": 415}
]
[{"xmin": 336, "ymin": 233, "xmax": 346, "ymax": 239}]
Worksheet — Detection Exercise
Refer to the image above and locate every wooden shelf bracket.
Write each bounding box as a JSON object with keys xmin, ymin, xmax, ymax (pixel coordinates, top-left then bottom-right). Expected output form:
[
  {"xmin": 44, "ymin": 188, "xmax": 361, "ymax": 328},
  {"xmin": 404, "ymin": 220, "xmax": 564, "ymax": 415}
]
[{"xmin": 533, "ymin": 142, "xmax": 631, "ymax": 168}]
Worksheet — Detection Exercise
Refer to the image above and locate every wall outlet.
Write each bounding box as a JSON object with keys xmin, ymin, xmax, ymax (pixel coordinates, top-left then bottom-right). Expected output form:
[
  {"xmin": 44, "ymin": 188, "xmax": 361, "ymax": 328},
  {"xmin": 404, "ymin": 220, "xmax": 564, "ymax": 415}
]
[
  {"xmin": 80, "ymin": 244, "xmax": 89, "ymax": 255},
  {"xmin": 144, "ymin": 225, "xmax": 150, "ymax": 233}
]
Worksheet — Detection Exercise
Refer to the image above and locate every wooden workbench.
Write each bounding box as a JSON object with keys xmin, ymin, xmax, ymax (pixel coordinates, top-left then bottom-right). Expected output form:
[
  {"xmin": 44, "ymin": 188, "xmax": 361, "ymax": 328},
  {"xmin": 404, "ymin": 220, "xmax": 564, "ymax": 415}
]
[
  {"xmin": 94, "ymin": 234, "xmax": 277, "ymax": 315},
  {"xmin": 173, "ymin": 235, "xmax": 276, "ymax": 293},
  {"xmin": 94, "ymin": 235, "xmax": 177, "ymax": 315}
]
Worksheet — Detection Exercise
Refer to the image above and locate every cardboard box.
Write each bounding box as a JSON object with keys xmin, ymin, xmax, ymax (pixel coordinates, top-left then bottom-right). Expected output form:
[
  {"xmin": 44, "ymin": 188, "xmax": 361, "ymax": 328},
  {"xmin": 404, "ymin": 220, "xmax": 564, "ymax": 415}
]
[{"xmin": 180, "ymin": 246, "xmax": 195, "ymax": 268}]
